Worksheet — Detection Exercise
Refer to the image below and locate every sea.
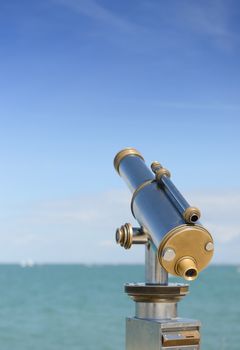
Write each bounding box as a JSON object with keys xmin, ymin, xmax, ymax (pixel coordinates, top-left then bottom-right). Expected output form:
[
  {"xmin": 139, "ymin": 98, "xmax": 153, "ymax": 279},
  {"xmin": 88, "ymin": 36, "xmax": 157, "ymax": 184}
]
[{"xmin": 0, "ymin": 265, "xmax": 239, "ymax": 350}]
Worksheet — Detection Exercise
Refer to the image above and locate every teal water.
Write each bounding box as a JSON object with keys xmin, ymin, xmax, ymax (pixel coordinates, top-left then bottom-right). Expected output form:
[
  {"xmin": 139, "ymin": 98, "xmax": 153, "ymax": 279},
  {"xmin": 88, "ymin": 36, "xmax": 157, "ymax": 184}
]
[{"xmin": 0, "ymin": 265, "xmax": 239, "ymax": 349}]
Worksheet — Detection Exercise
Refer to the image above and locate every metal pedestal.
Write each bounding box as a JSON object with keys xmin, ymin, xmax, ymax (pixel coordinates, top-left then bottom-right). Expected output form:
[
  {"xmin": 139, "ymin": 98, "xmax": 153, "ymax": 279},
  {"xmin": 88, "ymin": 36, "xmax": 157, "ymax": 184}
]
[
  {"xmin": 126, "ymin": 318, "xmax": 200, "ymax": 350},
  {"xmin": 125, "ymin": 246, "xmax": 201, "ymax": 350}
]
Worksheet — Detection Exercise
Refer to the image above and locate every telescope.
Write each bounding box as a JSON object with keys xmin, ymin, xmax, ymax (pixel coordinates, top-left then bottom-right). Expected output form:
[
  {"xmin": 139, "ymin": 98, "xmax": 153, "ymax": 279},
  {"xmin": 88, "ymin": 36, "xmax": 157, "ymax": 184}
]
[{"xmin": 114, "ymin": 148, "xmax": 214, "ymax": 350}]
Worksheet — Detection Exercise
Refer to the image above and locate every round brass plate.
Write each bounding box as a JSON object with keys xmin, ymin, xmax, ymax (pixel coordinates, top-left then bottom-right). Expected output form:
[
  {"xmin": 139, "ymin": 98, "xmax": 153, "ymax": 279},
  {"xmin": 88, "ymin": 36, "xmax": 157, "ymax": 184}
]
[
  {"xmin": 114, "ymin": 148, "xmax": 144, "ymax": 173},
  {"xmin": 158, "ymin": 225, "xmax": 214, "ymax": 278}
]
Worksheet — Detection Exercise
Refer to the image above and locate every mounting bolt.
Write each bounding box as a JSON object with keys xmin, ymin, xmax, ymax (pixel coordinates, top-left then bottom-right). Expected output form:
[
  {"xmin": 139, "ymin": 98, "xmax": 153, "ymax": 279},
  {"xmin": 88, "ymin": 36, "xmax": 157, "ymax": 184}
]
[
  {"xmin": 205, "ymin": 242, "xmax": 214, "ymax": 252},
  {"xmin": 162, "ymin": 248, "xmax": 176, "ymax": 261}
]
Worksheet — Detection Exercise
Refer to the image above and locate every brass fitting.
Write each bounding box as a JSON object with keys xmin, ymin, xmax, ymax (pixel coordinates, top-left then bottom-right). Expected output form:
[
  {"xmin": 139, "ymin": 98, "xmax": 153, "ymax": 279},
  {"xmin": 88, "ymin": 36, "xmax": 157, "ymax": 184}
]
[
  {"xmin": 115, "ymin": 223, "xmax": 148, "ymax": 249},
  {"xmin": 155, "ymin": 168, "xmax": 171, "ymax": 182},
  {"xmin": 158, "ymin": 224, "xmax": 214, "ymax": 280},
  {"xmin": 151, "ymin": 161, "xmax": 171, "ymax": 182},
  {"xmin": 176, "ymin": 257, "xmax": 198, "ymax": 281},
  {"xmin": 183, "ymin": 207, "xmax": 201, "ymax": 223},
  {"xmin": 114, "ymin": 148, "xmax": 144, "ymax": 174},
  {"xmin": 151, "ymin": 161, "xmax": 162, "ymax": 173}
]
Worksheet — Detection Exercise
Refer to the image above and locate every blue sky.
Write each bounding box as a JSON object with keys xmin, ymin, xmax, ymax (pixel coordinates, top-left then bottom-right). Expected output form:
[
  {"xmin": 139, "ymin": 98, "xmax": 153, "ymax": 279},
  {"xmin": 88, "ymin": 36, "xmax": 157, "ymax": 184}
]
[{"xmin": 0, "ymin": 0, "xmax": 239, "ymax": 264}]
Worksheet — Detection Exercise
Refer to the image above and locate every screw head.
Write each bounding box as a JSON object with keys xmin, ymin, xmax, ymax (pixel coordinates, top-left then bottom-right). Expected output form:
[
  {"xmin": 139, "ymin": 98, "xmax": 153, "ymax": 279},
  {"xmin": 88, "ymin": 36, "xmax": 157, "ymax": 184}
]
[
  {"xmin": 205, "ymin": 242, "xmax": 214, "ymax": 252},
  {"xmin": 162, "ymin": 248, "xmax": 176, "ymax": 262}
]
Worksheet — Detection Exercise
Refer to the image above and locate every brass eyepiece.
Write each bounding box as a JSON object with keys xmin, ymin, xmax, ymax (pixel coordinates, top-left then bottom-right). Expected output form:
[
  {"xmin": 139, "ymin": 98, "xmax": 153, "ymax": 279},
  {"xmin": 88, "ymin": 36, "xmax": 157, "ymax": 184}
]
[
  {"xmin": 176, "ymin": 257, "xmax": 198, "ymax": 281},
  {"xmin": 183, "ymin": 207, "xmax": 201, "ymax": 223}
]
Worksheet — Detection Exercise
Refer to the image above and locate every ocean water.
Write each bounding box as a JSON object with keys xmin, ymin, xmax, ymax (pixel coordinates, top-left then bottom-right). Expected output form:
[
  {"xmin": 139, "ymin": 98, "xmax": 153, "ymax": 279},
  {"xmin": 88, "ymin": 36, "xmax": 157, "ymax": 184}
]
[{"xmin": 0, "ymin": 265, "xmax": 239, "ymax": 350}]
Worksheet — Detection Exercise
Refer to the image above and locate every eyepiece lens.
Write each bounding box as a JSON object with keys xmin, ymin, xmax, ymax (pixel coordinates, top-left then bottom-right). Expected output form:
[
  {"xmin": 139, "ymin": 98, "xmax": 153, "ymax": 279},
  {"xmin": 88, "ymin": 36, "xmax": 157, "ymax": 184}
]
[
  {"xmin": 190, "ymin": 214, "xmax": 198, "ymax": 222},
  {"xmin": 116, "ymin": 229, "xmax": 121, "ymax": 243},
  {"xmin": 185, "ymin": 268, "xmax": 197, "ymax": 278}
]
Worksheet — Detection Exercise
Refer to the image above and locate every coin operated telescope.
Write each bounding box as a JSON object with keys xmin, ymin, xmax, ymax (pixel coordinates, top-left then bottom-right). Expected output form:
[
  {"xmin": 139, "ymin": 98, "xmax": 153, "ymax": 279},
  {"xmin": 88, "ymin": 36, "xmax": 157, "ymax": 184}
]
[{"xmin": 114, "ymin": 148, "xmax": 214, "ymax": 350}]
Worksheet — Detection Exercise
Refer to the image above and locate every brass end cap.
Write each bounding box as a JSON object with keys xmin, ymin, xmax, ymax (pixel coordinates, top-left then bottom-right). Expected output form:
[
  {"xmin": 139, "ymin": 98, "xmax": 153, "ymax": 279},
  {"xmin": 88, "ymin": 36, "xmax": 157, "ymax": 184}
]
[
  {"xmin": 114, "ymin": 148, "xmax": 144, "ymax": 173},
  {"xmin": 115, "ymin": 223, "xmax": 133, "ymax": 249},
  {"xmin": 116, "ymin": 223, "xmax": 148, "ymax": 248},
  {"xmin": 183, "ymin": 207, "xmax": 201, "ymax": 223},
  {"xmin": 151, "ymin": 161, "xmax": 162, "ymax": 173},
  {"xmin": 158, "ymin": 224, "xmax": 214, "ymax": 280},
  {"xmin": 176, "ymin": 257, "xmax": 198, "ymax": 281}
]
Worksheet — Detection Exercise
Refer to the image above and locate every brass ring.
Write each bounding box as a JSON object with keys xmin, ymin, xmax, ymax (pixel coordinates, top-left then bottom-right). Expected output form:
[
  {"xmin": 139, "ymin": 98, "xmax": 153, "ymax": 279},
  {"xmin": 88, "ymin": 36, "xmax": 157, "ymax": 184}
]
[
  {"xmin": 114, "ymin": 148, "xmax": 144, "ymax": 173},
  {"xmin": 155, "ymin": 168, "xmax": 171, "ymax": 182},
  {"xmin": 131, "ymin": 180, "xmax": 155, "ymax": 218}
]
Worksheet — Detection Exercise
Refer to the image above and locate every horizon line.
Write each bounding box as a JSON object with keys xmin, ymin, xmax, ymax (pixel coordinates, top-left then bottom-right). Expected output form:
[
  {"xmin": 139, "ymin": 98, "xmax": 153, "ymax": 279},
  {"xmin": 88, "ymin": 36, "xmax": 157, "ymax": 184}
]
[{"xmin": 0, "ymin": 262, "xmax": 238, "ymax": 266}]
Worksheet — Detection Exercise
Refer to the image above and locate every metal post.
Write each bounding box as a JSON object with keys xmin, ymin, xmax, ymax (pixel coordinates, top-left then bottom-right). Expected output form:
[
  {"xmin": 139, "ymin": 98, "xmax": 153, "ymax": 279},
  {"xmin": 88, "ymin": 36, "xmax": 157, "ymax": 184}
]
[{"xmin": 145, "ymin": 243, "xmax": 168, "ymax": 285}]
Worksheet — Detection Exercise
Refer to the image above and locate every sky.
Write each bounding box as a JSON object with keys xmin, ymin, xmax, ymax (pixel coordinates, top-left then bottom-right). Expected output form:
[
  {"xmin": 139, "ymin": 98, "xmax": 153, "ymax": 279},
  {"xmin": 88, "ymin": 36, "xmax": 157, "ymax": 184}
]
[{"xmin": 0, "ymin": 0, "xmax": 239, "ymax": 264}]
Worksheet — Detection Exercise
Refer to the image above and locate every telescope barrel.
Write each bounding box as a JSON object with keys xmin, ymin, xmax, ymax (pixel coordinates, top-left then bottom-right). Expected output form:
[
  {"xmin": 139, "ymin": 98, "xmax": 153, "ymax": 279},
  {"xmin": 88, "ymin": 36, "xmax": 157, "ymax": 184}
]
[
  {"xmin": 114, "ymin": 148, "xmax": 214, "ymax": 280},
  {"xmin": 114, "ymin": 148, "xmax": 154, "ymax": 192},
  {"xmin": 161, "ymin": 176, "xmax": 190, "ymax": 214}
]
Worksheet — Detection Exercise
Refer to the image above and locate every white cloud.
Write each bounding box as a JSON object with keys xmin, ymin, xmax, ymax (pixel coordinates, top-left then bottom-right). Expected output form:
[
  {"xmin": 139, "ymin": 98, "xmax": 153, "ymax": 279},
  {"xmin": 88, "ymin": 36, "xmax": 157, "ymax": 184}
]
[
  {"xmin": 185, "ymin": 1, "xmax": 231, "ymax": 35},
  {"xmin": 52, "ymin": 0, "xmax": 238, "ymax": 56},
  {"xmin": 169, "ymin": 0, "xmax": 237, "ymax": 50},
  {"xmin": 0, "ymin": 188, "xmax": 239, "ymax": 263},
  {"xmin": 99, "ymin": 240, "xmax": 115, "ymax": 248},
  {"xmin": 186, "ymin": 190, "xmax": 240, "ymax": 243},
  {"xmin": 154, "ymin": 102, "xmax": 240, "ymax": 112},
  {"xmin": 55, "ymin": 0, "xmax": 138, "ymax": 33}
]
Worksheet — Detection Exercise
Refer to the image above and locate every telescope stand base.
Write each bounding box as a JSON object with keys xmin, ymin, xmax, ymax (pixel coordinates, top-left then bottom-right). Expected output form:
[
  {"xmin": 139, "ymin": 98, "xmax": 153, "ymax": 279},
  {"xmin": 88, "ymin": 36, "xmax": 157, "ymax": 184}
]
[{"xmin": 126, "ymin": 317, "xmax": 201, "ymax": 350}]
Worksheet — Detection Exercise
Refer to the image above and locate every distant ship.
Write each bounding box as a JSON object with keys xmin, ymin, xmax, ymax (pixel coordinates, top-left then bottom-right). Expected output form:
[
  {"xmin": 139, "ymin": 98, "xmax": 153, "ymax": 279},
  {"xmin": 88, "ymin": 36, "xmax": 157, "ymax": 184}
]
[{"xmin": 20, "ymin": 259, "xmax": 35, "ymax": 268}]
